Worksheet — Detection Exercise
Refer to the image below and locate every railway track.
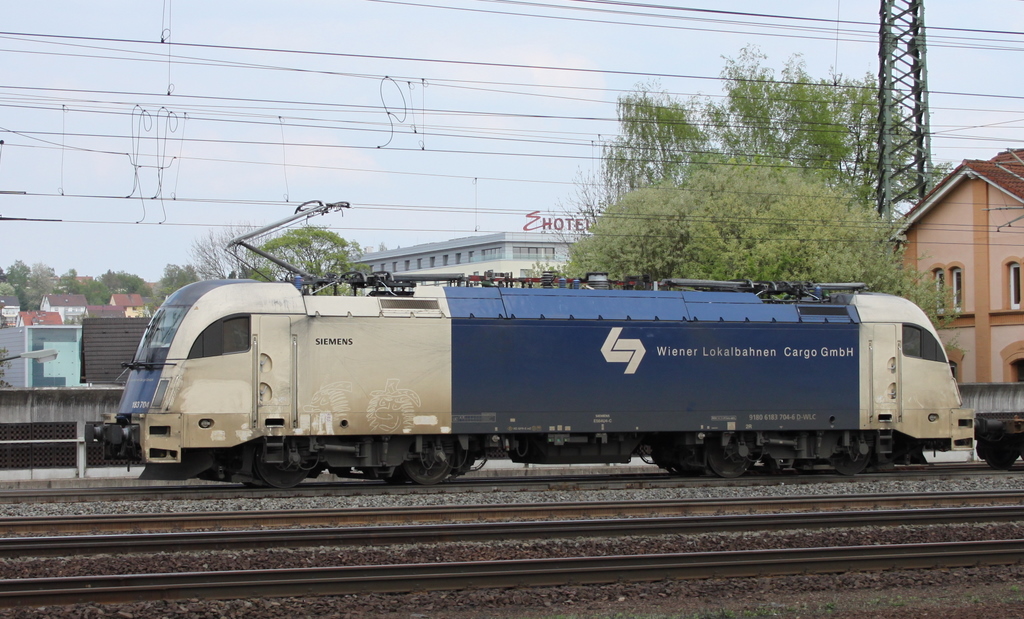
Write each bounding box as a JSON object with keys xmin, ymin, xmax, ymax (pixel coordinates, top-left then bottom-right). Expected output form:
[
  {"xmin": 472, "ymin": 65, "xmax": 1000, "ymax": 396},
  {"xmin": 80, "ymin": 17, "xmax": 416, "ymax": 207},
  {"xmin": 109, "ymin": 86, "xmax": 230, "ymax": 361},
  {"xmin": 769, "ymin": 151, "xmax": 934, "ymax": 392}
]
[
  {"xmin": 4, "ymin": 504, "xmax": 1024, "ymax": 558},
  {"xmin": 0, "ymin": 461, "xmax": 1007, "ymax": 504},
  {"xmin": 4, "ymin": 489, "xmax": 1024, "ymax": 535},
  {"xmin": 2, "ymin": 539, "xmax": 1023, "ymax": 607}
]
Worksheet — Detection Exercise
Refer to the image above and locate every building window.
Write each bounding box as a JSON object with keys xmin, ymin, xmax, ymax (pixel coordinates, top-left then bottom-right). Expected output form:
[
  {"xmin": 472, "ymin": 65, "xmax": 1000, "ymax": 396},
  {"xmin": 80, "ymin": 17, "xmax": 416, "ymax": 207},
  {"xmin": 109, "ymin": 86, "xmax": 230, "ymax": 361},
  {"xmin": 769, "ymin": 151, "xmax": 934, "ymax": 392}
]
[
  {"xmin": 1014, "ymin": 360, "xmax": 1024, "ymax": 382},
  {"xmin": 443, "ymin": 255, "xmax": 449, "ymax": 266},
  {"xmin": 468, "ymin": 251, "xmax": 474, "ymax": 262},
  {"xmin": 949, "ymin": 361, "xmax": 958, "ymax": 380},
  {"xmin": 481, "ymin": 248, "xmax": 501, "ymax": 260},
  {"xmin": 514, "ymin": 246, "xmax": 556, "ymax": 260},
  {"xmin": 950, "ymin": 267, "xmax": 963, "ymax": 311},
  {"xmin": 392, "ymin": 261, "xmax": 397, "ymax": 272},
  {"xmin": 456, "ymin": 253, "xmax": 461, "ymax": 265},
  {"xmin": 404, "ymin": 260, "xmax": 410, "ymax": 272},
  {"xmin": 430, "ymin": 256, "xmax": 436, "ymax": 267},
  {"xmin": 416, "ymin": 258, "xmax": 422, "ymax": 270},
  {"xmin": 1011, "ymin": 263, "xmax": 1021, "ymax": 309}
]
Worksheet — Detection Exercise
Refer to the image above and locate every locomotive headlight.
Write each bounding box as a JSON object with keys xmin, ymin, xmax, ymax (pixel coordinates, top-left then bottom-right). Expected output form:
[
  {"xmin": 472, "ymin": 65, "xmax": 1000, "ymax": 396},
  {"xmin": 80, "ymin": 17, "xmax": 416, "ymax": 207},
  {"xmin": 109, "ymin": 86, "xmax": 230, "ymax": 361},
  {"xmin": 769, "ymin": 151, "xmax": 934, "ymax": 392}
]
[
  {"xmin": 928, "ymin": 413, "xmax": 940, "ymax": 423},
  {"xmin": 198, "ymin": 418, "xmax": 214, "ymax": 429}
]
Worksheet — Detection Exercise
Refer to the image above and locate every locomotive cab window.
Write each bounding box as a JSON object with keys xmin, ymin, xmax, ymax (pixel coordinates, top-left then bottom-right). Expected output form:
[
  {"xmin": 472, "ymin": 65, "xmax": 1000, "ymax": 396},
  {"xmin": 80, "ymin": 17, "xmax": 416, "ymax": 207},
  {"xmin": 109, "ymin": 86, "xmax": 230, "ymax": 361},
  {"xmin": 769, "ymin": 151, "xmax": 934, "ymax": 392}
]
[
  {"xmin": 188, "ymin": 315, "xmax": 251, "ymax": 359},
  {"xmin": 902, "ymin": 324, "xmax": 946, "ymax": 363}
]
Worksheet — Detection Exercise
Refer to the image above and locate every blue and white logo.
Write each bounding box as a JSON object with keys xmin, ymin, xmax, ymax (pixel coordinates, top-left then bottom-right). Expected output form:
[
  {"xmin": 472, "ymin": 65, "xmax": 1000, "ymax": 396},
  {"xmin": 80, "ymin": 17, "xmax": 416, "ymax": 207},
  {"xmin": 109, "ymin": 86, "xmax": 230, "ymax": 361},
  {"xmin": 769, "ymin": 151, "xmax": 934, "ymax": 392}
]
[{"xmin": 601, "ymin": 327, "xmax": 646, "ymax": 374}]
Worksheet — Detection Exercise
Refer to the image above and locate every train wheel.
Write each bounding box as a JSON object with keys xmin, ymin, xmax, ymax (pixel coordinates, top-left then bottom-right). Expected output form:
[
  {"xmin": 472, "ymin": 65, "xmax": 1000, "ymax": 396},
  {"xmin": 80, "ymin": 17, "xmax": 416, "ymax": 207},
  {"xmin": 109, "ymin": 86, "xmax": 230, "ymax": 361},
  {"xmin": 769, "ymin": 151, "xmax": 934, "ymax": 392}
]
[
  {"xmin": 401, "ymin": 457, "xmax": 453, "ymax": 485},
  {"xmin": 830, "ymin": 452, "xmax": 869, "ymax": 476},
  {"xmin": 253, "ymin": 459, "xmax": 311, "ymax": 488},
  {"xmin": 982, "ymin": 448, "xmax": 1018, "ymax": 470},
  {"xmin": 705, "ymin": 440, "xmax": 751, "ymax": 478}
]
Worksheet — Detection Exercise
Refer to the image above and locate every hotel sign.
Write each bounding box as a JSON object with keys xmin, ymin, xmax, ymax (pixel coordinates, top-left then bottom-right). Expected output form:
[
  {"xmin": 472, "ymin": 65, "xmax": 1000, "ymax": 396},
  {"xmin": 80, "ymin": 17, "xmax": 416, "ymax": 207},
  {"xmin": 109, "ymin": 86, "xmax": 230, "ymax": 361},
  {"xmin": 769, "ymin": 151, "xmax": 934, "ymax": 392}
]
[{"xmin": 523, "ymin": 210, "xmax": 590, "ymax": 232}]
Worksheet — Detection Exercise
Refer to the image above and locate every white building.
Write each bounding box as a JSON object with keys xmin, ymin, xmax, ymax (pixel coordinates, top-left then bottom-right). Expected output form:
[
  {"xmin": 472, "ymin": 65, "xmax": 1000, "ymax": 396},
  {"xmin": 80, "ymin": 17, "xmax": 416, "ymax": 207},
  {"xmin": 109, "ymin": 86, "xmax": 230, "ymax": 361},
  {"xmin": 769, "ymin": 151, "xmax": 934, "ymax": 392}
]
[
  {"xmin": 0, "ymin": 296, "xmax": 19, "ymax": 327},
  {"xmin": 359, "ymin": 232, "xmax": 570, "ymax": 279},
  {"xmin": 40, "ymin": 294, "xmax": 88, "ymax": 324}
]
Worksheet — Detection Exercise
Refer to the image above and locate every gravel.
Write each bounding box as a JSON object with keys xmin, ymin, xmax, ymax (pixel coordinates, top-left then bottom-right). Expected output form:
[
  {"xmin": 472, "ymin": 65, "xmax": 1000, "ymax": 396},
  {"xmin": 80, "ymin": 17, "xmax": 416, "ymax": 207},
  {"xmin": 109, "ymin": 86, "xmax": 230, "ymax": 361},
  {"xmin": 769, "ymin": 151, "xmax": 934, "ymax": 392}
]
[
  {"xmin": 3, "ymin": 474, "xmax": 1024, "ymax": 517},
  {"xmin": 2, "ymin": 474, "xmax": 1024, "ymax": 617}
]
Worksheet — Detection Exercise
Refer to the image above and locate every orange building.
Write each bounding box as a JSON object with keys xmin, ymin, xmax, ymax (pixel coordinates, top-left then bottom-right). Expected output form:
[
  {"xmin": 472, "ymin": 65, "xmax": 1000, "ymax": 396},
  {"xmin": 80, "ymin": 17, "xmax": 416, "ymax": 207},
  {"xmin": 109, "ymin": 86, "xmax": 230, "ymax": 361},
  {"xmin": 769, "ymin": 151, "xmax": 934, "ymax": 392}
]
[{"xmin": 904, "ymin": 149, "xmax": 1024, "ymax": 382}]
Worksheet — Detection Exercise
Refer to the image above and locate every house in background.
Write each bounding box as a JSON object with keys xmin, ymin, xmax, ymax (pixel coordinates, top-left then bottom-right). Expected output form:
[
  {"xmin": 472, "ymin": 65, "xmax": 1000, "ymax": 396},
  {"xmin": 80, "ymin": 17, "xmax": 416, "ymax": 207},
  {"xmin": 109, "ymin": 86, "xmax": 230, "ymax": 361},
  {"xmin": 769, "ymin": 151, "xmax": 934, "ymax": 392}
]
[
  {"xmin": 40, "ymin": 294, "xmax": 88, "ymax": 324},
  {"xmin": 110, "ymin": 293, "xmax": 147, "ymax": 318},
  {"xmin": 0, "ymin": 296, "xmax": 19, "ymax": 327},
  {"xmin": 903, "ymin": 149, "xmax": 1024, "ymax": 383},
  {"xmin": 17, "ymin": 311, "xmax": 63, "ymax": 327}
]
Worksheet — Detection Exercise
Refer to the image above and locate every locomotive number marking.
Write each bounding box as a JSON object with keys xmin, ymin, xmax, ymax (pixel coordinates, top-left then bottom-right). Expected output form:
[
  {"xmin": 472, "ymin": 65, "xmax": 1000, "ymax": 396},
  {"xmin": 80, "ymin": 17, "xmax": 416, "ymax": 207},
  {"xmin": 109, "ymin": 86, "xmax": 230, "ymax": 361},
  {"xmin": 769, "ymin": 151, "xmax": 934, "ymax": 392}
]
[
  {"xmin": 132, "ymin": 401, "xmax": 150, "ymax": 409},
  {"xmin": 748, "ymin": 413, "xmax": 817, "ymax": 421}
]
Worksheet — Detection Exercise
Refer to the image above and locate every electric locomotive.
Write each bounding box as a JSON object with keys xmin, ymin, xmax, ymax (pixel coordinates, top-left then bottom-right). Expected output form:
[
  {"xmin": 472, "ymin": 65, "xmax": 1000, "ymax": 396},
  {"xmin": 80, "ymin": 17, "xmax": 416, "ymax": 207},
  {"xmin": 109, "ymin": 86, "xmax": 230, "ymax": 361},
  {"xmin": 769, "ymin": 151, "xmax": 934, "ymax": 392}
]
[{"xmin": 91, "ymin": 275, "xmax": 974, "ymax": 487}]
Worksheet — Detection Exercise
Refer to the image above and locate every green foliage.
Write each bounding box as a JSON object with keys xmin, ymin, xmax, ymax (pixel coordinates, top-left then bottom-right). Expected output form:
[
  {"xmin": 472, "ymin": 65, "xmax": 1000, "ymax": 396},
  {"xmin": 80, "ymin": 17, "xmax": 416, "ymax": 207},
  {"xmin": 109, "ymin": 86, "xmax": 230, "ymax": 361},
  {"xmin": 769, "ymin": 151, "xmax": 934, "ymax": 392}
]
[
  {"xmin": 156, "ymin": 264, "xmax": 200, "ymax": 299},
  {"xmin": 569, "ymin": 164, "xmax": 949, "ymax": 323},
  {"xmin": 0, "ymin": 282, "xmax": 15, "ymax": 297},
  {"xmin": 25, "ymin": 263, "xmax": 56, "ymax": 311},
  {"xmin": 599, "ymin": 47, "xmax": 900, "ymax": 210},
  {"xmin": 5, "ymin": 261, "xmax": 30, "ymax": 309},
  {"xmin": 254, "ymin": 227, "xmax": 364, "ymax": 282},
  {"xmin": 52, "ymin": 269, "xmax": 109, "ymax": 306},
  {"xmin": 99, "ymin": 270, "xmax": 152, "ymax": 296}
]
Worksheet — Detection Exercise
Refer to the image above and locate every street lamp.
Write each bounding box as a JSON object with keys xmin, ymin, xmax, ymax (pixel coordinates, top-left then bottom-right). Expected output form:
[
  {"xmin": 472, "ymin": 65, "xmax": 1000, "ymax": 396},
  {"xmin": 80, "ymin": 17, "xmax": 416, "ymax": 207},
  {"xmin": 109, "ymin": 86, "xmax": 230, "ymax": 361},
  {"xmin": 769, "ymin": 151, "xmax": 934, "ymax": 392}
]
[{"xmin": 0, "ymin": 349, "xmax": 59, "ymax": 364}]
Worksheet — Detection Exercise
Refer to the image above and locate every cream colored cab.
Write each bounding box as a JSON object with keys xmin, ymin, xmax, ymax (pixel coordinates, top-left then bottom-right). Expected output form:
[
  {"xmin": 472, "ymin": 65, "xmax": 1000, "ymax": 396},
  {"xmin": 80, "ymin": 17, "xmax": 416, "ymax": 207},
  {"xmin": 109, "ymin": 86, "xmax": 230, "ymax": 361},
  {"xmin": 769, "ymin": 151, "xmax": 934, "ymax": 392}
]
[{"xmin": 853, "ymin": 295, "xmax": 973, "ymax": 449}]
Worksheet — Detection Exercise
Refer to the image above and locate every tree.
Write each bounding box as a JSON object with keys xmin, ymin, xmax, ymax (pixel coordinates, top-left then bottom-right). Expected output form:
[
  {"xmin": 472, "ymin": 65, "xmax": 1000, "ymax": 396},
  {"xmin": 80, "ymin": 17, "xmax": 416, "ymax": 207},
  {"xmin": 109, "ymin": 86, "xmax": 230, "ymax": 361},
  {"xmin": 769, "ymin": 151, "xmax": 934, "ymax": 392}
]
[
  {"xmin": 99, "ymin": 270, "xmax": 151, "ymax": 296},
  {"xmin": 156, "ymin": 264, "xmax": 200, "ymax": 299},
  {"xmin": 188, "ymin": 225, "xmax": 256, "ymax": 280},
  {"xmin": 25, "ymin": 263, "xmax": 56, "ymax": 311},
  {"xmin": 596, "ymin": 47, "xmax": 901, "ymax": 210},
  {"xmin": 5, "ymin": 261, "xmax": 30, "ymax": 309},
  {"xmin": 569, "ymin": 164, "xmax": 946, "ymax": 320},
  {"xmin": 55, "ymin": 269, "xmax": 82, "ymax": 296},
  {"xmin": 254, "ymin": 227, "xmax": 364, "ymax": 282},
  {"xmin": 80, "ymin": 280, "xmax": 113, "ymax": 306}
]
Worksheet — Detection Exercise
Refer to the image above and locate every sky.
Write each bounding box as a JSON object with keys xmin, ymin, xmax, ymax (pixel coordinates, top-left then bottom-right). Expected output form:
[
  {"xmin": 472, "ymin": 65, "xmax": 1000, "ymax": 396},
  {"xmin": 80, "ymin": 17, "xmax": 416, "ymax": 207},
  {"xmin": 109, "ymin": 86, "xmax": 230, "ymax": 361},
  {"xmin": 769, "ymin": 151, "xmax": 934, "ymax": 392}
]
[{"xmin": 1, "ymin": 0, "xmax": 1022, "ymax": 283}]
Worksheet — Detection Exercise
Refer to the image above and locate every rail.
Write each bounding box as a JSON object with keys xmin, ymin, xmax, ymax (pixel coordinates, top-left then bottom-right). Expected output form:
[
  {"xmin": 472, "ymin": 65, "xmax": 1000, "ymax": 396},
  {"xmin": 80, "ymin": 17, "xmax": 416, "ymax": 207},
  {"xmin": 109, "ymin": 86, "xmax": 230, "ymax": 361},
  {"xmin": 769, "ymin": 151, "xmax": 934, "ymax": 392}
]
[{"xmin": 1, "ymin": 539, "xmax": 1023, "ymax": 607}]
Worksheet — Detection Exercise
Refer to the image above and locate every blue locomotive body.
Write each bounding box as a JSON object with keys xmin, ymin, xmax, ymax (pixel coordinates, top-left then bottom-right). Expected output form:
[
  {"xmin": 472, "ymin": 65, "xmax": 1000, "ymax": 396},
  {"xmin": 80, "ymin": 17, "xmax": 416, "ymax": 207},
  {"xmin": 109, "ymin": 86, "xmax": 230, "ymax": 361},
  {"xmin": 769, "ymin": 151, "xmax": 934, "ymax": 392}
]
[{"xmin": 446, "ymin": 287, "xmax": 862, "ymax": 434}]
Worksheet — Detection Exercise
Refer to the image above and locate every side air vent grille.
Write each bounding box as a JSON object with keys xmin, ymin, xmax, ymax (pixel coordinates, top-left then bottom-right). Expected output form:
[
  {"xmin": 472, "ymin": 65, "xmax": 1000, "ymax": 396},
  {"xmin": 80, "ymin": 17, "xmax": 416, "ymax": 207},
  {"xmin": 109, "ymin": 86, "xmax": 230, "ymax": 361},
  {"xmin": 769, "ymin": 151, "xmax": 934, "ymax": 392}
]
[
  {"xmin": 379, "ymin": 299, "xmax": 440, "ymax": 310},
  {"xmin": 797, "ymin": 305, "xmax": 850, "ymax": 316}
]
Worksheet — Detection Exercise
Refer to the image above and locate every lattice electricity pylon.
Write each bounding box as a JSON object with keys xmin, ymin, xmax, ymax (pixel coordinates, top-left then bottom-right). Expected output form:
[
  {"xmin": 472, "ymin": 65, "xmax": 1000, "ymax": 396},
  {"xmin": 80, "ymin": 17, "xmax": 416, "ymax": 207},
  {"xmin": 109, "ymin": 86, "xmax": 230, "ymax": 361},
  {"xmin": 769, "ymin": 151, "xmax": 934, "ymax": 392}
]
[{"xmin": 876, "ymin": 0, "xmax": 932, "ymax": 219}]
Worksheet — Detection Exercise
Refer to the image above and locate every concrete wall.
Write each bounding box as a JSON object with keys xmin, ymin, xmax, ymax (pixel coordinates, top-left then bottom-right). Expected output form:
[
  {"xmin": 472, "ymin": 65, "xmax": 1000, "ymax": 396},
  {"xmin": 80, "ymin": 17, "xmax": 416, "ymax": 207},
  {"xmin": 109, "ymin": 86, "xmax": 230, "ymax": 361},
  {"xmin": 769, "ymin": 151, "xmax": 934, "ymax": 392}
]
[
  {"xmin": 0, "ymin": 386, "xmax": 131, "ymax": 483},
  {"xmin": 0, "ymin": 386, "xmax": 122, "ymax": 423}
]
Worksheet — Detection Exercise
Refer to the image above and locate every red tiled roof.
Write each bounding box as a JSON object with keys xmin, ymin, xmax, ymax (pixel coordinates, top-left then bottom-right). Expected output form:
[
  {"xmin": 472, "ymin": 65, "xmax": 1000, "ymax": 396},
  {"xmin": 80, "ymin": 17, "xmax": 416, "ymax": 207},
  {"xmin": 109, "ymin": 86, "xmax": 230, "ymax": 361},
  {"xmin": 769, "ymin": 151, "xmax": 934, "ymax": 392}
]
[
  {"xmin": 906, "ymin": 149, "xmax": 1024, "ymax": 221},
  {"xmin": 110, "ymin": 293, "xmax": 145, "ymax": 307},
  {"xmin": 18, "ymin": 311, "xmax": 63, "ymax": 326}
]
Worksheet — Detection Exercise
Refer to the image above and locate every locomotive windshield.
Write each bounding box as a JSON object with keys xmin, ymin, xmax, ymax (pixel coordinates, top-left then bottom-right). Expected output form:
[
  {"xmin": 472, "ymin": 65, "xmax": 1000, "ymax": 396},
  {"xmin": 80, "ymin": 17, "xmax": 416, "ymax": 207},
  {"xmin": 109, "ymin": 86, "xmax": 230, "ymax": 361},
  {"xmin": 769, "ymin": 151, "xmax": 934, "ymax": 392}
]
[{"xmin": 131, "ymin": 279, "xmax": 256, "ymax": 365}]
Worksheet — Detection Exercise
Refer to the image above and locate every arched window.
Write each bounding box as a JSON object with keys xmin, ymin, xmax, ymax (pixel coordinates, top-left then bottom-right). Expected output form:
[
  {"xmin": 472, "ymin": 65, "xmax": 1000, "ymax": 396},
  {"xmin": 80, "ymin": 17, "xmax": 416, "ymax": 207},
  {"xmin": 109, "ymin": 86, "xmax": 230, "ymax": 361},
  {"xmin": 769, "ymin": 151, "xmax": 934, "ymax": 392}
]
[
  {"xmin": 934, "ymin": 268, "xmax": 946, "ymax": 313},
  {"xmin": 1011, "ymin": 262, "xmax": 1021, "ymax": 310},
  {"xmin": 950, "ymin": 267, "xmax": 963, "ymax": 312}
]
